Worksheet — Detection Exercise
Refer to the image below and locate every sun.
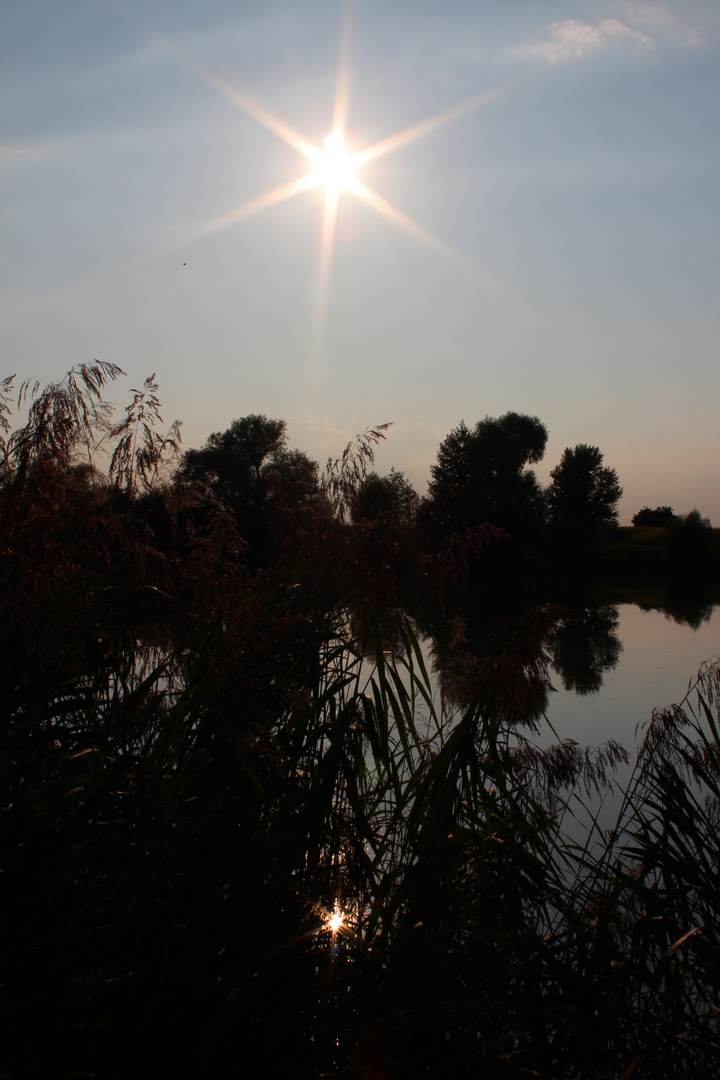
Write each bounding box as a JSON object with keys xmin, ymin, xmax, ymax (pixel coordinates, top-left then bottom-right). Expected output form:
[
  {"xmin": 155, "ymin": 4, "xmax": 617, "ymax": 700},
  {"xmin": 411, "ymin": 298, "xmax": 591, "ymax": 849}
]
[
  {"xmin": 176, "ymin": 52, "xmax": 509, "ymax": 281},
  {"xmin": 156, "ymin": 30, "xmax": 515, "ymax": 359},
  {"xmin": 327, "ymin": 908, "xmax": 343, "ymax": 934},
  {"xmin": 311, "ymin": 131, "xmax": 358, "ymax": 201}
]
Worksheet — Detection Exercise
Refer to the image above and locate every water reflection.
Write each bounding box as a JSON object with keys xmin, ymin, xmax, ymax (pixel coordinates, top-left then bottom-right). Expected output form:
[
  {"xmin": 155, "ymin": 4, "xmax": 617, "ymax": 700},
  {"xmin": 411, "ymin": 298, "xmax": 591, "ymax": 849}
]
[
  {"xmin": 432, "ymin": 607, "xmax": 557, "ymax": 725},
  {"xmin": 432, "ymin": 604, "xmax": 623, "ymax": 720},
  {"xmin": 415, "ymin": 586, "xmax": 632, "ymax": 721},
  {"xmin": 546, "ymin": 606, "xmax": 622, "ymax": 695},
  {"xmin": 638, "ymin": 586, "xmax": 714, "ymax": 630},
  {"xmin": 353, "ymin": 580, "xmax": 718, "ymax": 736}
]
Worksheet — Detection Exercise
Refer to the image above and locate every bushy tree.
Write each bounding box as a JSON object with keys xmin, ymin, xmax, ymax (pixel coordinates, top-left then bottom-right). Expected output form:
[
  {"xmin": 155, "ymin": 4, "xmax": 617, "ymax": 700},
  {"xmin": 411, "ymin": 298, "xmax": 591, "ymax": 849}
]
[
  {"xmin": 179, "ymin": 415, "xmax": 288, "ymax": 503},
  {"xmin": 177, "ymin": 415, "xmax": 318, "ymax": 559},
  {"xmin": 350, "ymin": 467, "xmax": 419, "ymax": 524},
  {"xmin": 664, "ymin": 508, "xmax": 715, "ymax": 571},
  {"xmin": 426, "ymin": 412, "xmax": 548, "ymax": 539},
  {"xmin": 545, "ymin": 444, "xmax": 622, "ymax": 531},
  {"xmin": 632, "ymin": 506, "xmax": 676, "ymax": 527}
]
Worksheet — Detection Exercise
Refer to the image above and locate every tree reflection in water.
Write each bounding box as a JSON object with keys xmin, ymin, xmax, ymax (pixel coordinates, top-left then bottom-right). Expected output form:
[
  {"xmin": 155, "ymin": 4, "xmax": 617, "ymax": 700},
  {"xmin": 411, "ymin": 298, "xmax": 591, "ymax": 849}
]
[
  {"xmin": 419, "ymin": 589, "xmax": 625, "ymax": 721},
  {"xmin": 639, "ymin": 587, "xmax": 715, "ymax": 630},
  {"xmin": 546, "ymin": 606, "xmax": 623, "ymax": 695}
]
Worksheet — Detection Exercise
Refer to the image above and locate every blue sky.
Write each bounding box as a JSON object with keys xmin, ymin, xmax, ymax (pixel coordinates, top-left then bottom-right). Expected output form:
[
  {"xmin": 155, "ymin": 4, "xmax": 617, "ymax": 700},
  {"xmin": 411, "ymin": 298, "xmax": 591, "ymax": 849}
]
[{"xmin": 2, "ymin": 0, "xmax": 718, "ymax": 521}]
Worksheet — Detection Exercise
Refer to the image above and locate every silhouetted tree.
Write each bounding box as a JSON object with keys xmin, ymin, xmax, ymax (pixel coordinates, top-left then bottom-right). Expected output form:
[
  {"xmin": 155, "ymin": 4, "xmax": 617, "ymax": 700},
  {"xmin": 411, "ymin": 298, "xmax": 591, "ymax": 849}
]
[
  {"xmin": 664, "ymin": 508, "xmax": 715, "ymax": 571},
  {"xmin": 350, "ymin": 468, "xmax": 419, "ymax": 524},
  {"xmin": 632, "ymin": 506, "xmax": 676, "ymax": 527},
  {"xmin": 177, "ymin": 415, "xmax": 318, "ymax": 559},
  {"xmin": 426, "ymin": 412, "xmax": 548, "ymax": 541},
  {"xmin": 179, "ymin": 416, "xmax": 286, "ymax": 502},
  {"xmin": 546, "ymin": 444, "xmax": 622, "ymax": 531}
]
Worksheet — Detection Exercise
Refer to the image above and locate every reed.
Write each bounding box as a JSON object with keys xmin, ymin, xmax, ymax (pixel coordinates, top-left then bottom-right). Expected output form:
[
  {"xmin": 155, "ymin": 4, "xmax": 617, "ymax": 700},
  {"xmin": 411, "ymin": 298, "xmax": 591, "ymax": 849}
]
[{"xmin": 1, "ymin": 364, "xmax": 718, "ymax": 1077}]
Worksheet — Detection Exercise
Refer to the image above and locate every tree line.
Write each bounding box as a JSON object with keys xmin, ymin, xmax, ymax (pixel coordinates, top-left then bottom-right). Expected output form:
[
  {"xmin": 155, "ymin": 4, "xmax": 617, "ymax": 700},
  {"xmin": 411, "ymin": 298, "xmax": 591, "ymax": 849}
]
[
  {"xmin": 178, "ymin": 409, "xmax": 624, "ymax": 542},
  {"xmin": 4, "ymin": 364, "xmax": 712, "ymax": 575},
  {"xmin": 174, "ymin": 405, "xmax": 716, "ymax": 573}
]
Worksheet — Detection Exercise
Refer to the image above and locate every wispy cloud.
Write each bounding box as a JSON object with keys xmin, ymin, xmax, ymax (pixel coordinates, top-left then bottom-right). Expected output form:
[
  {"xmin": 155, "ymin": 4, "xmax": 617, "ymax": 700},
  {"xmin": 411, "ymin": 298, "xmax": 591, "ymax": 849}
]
[
  {"xmin": 514, "ymin": 2, "xmax": 720, "ymax": 64},
  {"xmin": 515, "ymin": 18, "xmax": 652, "ymax": 63},
  {"xmin": 291, "ymin": 415, "xmax": 377, "ymax": 440},
  {"xmin": 622, "ymin": 1, "xmax": 720, "ymax": 47},
  {"xmin": 413, "ymin": 420, "xmax": 451, "ymax": 443},
  {"xmin": 0, "ymin": 143, "xmax": 47, "ymax": 170},
  {"xmin": 289, "ymin": 415, "xmax": 396, "ymax": 457}
]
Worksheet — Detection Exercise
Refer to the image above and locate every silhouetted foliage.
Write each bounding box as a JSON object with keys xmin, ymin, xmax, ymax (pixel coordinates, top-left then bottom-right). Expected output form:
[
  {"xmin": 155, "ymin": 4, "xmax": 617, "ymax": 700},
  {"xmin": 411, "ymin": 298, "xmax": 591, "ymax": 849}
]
[
  {"xmin": 426, "ymin": 412, "xmax": 548, "ymax": 543},
  {"xmin": 178, "ymin": 414, "xmax": 290, "ymax": 502},
  {"xmin": 664, "ymin": 508, "xmax": 715, "ymax": 571},
  {"xmin": 320, "ymin": 431, "xmax": 426, "ymax": 627},
  {"xmin": 177, "ymin": 414, "xmax": 319, "ymax": 561},
  {"xmin": 350, "ymin": 467, "xmax": 419, "ymax": 524},
  {"xmin": 7, "ymin": 360, "xmax": 123, "ymax": 470},
  {"xmin": 319, "ymin": 422, "xmax": 392, "ymax": 521},
  {"xmin": 632, "ymin": 505, "xmax": 676, "ymax": 527},
  {"xmin": 0, "ymin": 374, "xmax": 15, "ymax": 463},
  {"xmin": 547, "ymin": 605, "xmax": 623, "ymax": 694},
  {"xmin": 2, "ymin": 364, "xmax": 719, "ymax": 1079},
  {"xmin": 109, "ymin": 374, "xmax": 182, "ymax": 492},
  {"xmin": 546, "ymin": 443, "xmax": 623, "ymax": 531}
]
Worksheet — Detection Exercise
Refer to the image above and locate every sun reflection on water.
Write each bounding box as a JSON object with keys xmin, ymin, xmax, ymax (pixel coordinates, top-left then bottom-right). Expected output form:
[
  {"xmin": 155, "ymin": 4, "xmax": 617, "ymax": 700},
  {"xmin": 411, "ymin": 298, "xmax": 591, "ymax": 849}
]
[{"xmin": 327, "ymin": 907, "xmax": 344, "ymax": 934}]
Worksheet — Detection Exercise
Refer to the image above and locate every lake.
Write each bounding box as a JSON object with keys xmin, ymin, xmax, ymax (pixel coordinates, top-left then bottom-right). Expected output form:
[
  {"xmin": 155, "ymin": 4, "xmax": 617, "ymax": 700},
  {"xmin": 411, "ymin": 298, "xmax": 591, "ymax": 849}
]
[
  {"xmin": 538, "ymin": 599, "xmax": 719, "ymax": 832},
  {"xmin": 365, "ymin": 585, "xmax": 720, "ymax": 830},
  {"xmin": 544, "ymin": 600, "xmax": 719, "ymax": 751}
]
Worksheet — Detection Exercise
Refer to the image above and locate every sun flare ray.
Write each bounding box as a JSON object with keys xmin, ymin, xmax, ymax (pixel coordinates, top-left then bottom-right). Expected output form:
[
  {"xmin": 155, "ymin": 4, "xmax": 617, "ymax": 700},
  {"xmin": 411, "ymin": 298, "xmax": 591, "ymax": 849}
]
[
  {"xmin": 347, "ymin": 178, "xmax": 514, "ymax": 302},
  {"xmin": 353, "ymin": 82, "xmax": 516, "ymax": 169},
  {"xmin": 331, "ymin": 0, "xmax": 353, "ymax": 138},
  {"xmin": 181, "ymin": 55, "xmax": 321, "ymax": 164},
  {"xmin": 137, "ymin": 20, "xmax": 519, "ymax": 364},
  {"xmin": 131, "ymin": 174, "xmax": 319, "ymax": 268},
  {"xmin": 203, "ymin": 174, "xmax": 320, "ymax": 231},
  {"xmin": 314, "ymin": 184, "xmax": 340, "ymax": 370}
]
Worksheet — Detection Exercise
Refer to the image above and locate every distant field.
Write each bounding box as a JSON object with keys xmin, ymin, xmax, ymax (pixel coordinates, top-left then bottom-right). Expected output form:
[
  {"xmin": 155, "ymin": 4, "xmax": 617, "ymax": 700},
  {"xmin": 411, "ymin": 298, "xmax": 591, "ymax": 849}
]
[{"xmin": 599, "ymin": 525, "xmax": 720, "ymax": 570}]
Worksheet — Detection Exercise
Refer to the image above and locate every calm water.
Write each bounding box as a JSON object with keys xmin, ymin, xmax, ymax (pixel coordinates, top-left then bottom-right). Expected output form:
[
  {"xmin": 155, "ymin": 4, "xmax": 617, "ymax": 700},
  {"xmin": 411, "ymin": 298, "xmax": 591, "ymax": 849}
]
[
  {"xmin": 523, "ymin": 600, "xmax": 719, "ymax": 833},
  {"xmin": 389, "ymin": 593, "xmax": 720, "ymax": 828},
  {"xmin": 544, "ymin": 602, "xmax": 719, "ymax": 751},
  {"xmin": 360, "ymin": 593, "xmax": 719, "ymax": 813}
]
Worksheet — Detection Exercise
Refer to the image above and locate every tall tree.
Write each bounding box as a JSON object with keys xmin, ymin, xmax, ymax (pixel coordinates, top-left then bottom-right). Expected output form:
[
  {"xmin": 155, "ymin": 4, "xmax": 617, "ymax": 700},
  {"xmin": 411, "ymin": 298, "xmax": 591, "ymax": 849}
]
[
  {"xmin": 350, "ymin": 468, "xmax": 419, "ymax": 524},
  {"xmin": 178, "ymin": 416, "xmax": 288, "ymax": 506},
  {"xmin": 427, "ymin": 412, "xmax": 548, "ymax": 538},
  {"xmin": 177, "ymin": 415, "xmax": 318, "ymax": 557},
  {"xmin": 545, "ymin": 444, "xmax": 622, "ymax": 531}
]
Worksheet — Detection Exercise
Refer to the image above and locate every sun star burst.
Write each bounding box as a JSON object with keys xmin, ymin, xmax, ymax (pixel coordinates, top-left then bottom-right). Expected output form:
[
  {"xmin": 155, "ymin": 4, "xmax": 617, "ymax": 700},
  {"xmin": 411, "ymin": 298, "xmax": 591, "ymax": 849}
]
[
  {"xmin": 312, "ymin": 131, "xmax": 358, "ymax": 201},
  {"xmin": 327, "ymin": 908, "xmax": 343, "ymax": 934},
  {"xmin": 154, "ymin": 23, "xmax": 517, "ymax": 362}
]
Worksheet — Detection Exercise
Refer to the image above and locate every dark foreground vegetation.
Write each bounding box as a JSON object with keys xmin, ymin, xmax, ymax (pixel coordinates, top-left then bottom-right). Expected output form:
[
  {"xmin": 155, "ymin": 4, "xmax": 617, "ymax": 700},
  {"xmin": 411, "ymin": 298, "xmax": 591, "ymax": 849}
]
[{"xmin": 2, "ymin": 365, "xmax": 719, "ymax": 1079}]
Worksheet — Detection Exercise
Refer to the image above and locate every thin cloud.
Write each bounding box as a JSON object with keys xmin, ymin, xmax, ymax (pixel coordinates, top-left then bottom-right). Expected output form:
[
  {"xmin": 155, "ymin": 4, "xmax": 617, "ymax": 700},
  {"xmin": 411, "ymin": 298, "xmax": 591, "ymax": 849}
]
[
  {"xmin": 289, "ymin": 415, "xmax": 395, "ymax": 457},
  {"xmin": 516, "ymin": 18, "xmax": 653, "ymax": 63},
  {"xmin": 413, "ymin": 420, "xmax": 451, "ymax": 443},
  {"xmin": 291, "ymin": 415, "xmax": 373, "ymax": 440},
  {"xmin": 622, "ymin": 1, "xmax": 720, "ymax": 47},
  {"xmin": 0, "ymin": 143, "xmax": 47, "ymax": 170}
]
